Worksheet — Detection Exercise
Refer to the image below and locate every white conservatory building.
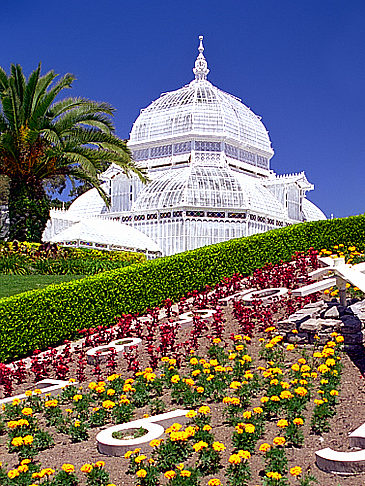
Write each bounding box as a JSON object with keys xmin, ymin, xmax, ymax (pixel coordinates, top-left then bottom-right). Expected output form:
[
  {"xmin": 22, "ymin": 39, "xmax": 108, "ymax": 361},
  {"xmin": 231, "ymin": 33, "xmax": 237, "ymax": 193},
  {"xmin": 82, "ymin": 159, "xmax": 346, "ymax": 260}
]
[{"xmin": 45, "ymin": 36, "xmax": 326, "ymax": 256}]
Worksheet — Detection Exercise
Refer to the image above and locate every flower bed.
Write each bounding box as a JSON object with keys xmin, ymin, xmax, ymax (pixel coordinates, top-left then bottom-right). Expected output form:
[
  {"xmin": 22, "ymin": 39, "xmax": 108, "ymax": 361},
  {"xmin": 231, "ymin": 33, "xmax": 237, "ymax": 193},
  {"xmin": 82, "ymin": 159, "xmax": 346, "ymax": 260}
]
[{"xmin": 0, "ymin": 249, "xmax": 364, "ymax": 485}]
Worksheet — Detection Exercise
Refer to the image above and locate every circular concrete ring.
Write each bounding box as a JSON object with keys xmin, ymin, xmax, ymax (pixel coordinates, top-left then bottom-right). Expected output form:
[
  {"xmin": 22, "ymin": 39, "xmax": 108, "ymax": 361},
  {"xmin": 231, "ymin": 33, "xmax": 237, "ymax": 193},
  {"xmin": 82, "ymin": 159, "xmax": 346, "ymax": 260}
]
[
  {"xmin": 86, "ymin": 337, "xmax": 142, "ymax": 365},
  {"xmin": 178, "ymin": 309, "xmax": 217, "ymax": 325},
  {"xmin": 241, "ymin": 287, "xmax": 288, "ymax": 303},
  {"xmin": 97, "ymin": 421, "xmax": 164, "ymax": 456}
]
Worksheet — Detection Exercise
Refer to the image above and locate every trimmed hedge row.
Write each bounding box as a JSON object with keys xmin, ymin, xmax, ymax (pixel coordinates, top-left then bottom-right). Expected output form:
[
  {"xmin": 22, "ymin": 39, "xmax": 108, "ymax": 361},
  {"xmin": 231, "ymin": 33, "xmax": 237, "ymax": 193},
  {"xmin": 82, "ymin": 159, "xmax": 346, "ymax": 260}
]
[{"xmin": 0, "ymin": 215, "xmax": 364, "ymax": 362}]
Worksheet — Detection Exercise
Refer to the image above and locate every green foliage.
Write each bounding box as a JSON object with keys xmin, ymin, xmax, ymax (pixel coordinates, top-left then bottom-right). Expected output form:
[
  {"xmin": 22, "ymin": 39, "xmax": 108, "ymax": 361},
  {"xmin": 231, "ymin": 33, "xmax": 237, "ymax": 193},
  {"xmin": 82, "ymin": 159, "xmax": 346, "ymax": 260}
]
[
  {"xmin": 0, "ymin": 214, "xmax": 365, "ymax": 362},
  {"xmin": 0, "ymin": 240, "xmax": 145, "ymax": 276}
]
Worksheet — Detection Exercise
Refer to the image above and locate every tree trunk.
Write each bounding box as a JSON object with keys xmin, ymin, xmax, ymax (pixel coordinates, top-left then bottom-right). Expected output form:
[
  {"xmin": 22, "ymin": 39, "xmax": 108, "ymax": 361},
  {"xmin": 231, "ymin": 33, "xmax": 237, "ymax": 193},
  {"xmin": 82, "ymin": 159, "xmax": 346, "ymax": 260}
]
[{"xmin": 8, "ymin": 177, "xmax": 50, "ymax": 242}]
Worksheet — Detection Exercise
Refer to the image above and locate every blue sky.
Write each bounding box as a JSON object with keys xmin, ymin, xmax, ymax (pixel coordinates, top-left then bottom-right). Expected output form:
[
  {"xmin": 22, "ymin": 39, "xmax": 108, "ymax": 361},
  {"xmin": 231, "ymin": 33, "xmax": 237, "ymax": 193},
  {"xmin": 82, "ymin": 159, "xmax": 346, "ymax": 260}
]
[{"xmin": 2, "ymin": 0, "xmax": 365, "ymax": 218}]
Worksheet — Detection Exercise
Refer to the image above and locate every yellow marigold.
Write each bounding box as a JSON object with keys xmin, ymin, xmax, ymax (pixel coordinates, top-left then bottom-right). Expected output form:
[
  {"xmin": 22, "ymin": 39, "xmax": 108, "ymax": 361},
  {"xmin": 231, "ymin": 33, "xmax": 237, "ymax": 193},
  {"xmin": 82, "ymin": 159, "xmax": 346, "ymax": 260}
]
[
  {"xmin": 196, "ymin": 387, "xmax": 204, "ymax": 393},
  {"xmin": 73, "ymin": 394, "xmax": 82, "ymax": 401},
  {"xmin": 186, "ymin": 410, "xmax": 197, "ymax": 418},
  {"xmin": 94, "ymin": 461, "xmax": 105, "ymax": 468},
  {"xmin": 253, "ymin": 407, "xmax": 263, "ymax": 414},
  {"xmin": 191, "ymin": 369, "xmax": 201, "ymax": 377},
  {"xmin": 107, "ymin": 373, "xmax": 120, "ymax": 381},
  {"xmin": 20, "ymin": 459, "xmax": 31, "ymax": 465},
  {"xmin": 45, "ymin": 399, "xmax": 58, "ymax": 407},
  {"xmin": 164, "ymin": 470, "xmax": 176, "ymax": 479},
  {"xmin": 286, "ymin": 344, "xmax": 295, "ymax": 351},
  {"xmin": 17, "ymin": 464, "xmax": 29, "ymax": 473},
  {"xmin": 136, "ymin": 469, "xmax": 147, "ymax": 478},
  {"xmin": 7, "ymin": 421, "xmax": 19, "ymax": 429},
  {"xmin": 260, "ymin": 396, "xmax": 269, "ymax": 403},
  {"xmin": 170, "ymin": 431, "xmax": 189, "ymax": 441},
  {"xmin": 228, "ymin": 353, "xmax": 237, "ymax": 360},
  {"xmin": 234, "ymin": 334, "xmax": 242, "ymax": 340},
  {"xmin": 80, "ymin": 464, "xmax": 93, "ymax": 473},
  {"xmin": 259, "ymin": 442, "xmax": 271, "ymax": 452},
  {"xmin": 21, "ymin": 408, "xmax": 33, "ymax": 416},
  {"xmin": 267, "ymin": 471, "xmax": 282, "ymax": 480},
  {"xmin": 102, "ymin": 400, "xmax": 115, "ymax": 409},
  {"xmin": 229, "ymin": 454, "xmax": 241, "ymax": 464},
  {"xmin": 193, "ymin": 440, "xmax": 208, "ymax": 452},
  {"xmin": 12, "ymin": 398, "xmax": 21, "ymax": 406},
  {"xmin": 291, "ymin": 363, "xmax": 300, "ymax": 372},
  {"xmin": 180, "ymin": 470, "xmax": 191, "ymax": 477},
  {"xmin": 208, "ymin": 479, "xmax": 221, "ymax": 486},
  {"xmin": 314, "ymin": 399, "xmax": 324, "ymax": 405},
  {"xmin": 330, "ymin": 389, "xmax": 339, "ymax": 396},
  {"xmin": 273, "ymin": 436, "xmax": 286, "ymax": 446},
  {"xmin": 290, "ymin": 466, "xmax": 302, "ymax": 476},
  {"xmin": 74, "ymin": 421, "xmax": 81, "ymax": 427},
  {"xmin": 212, "ymin": 441, "xmax": 226, "ymax": 451},
  {"xmin": 25, "ymin": 390, "xmax": 32, "ymax": 397},
  {"xmin": 8, "ymin": 469, "xmax": 20, "ymax": 479},
  {"xmin": 107, "ymin": 389, "xmax": 116, "ymax": 396},
  {"xmin": 149, "ymin": 439, "xmax": 163, "ymax": 447},
  {"xmin": 270, "ymin": 395, "xmax": 280, "ymax": 402},
  {"xmin": 277, "ymin": 419, "xmax": 288, "ymax": 428},
  {"xmin": 293, "ymin": 418, "xmax": 304, "ymax": 425},
  {"xmin": 213, "ymin": 338, "xmax": 221, "ymax": 344},
  {"xmin": 294, "ymin": 387, "xmax": 308, "ymax": 397},
  {"xmin": 244, "ymin": 424, "xmax": 255, "ymax": 434},
  {"xmin": 166, "ymin": 423, "xmax": 182, "ymax": 433},
  {"xmin": 23, "ymin": 435, "xmax": 33, "ymax": 445},
  {"xmin": 124, "ymin": 451, "xmax": 133, "ymax": 458},
  {"xmin": 171, "ymin": 375, "xmax": 180, "ymax": 383},
  {"xmin": 203, "ymin": 424, "xmax": 212, "ymax": 431},
  {"xmin": 135, "ymin": 454, "xmax": 147, "ymax": 463},
  {"xmin": 242, "ymin": 411, "xmax": 252, "ymax": 419},
  {"xmin": 238, "ymin": 449, "xmax": 251, "ymax": 459},
  {"xmin": 198, "ymin": 405, "xmax": 210, "ymax": 414},
  {"xmin": 62, "ymin": 464, "xmax": 75, "ymax": 473},
  {"xmin": 318, "ymin": 364, "xmax": 330, "ymax": 374},
  {"xmin": 336, "ymin": 335, "xmax": 344, "ymax": 343}
]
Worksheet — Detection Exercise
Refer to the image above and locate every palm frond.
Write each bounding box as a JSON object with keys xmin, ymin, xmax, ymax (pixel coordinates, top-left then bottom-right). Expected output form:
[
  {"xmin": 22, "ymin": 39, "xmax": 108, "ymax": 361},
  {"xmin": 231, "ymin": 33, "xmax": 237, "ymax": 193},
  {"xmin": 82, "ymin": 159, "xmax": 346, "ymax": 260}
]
[
  {"xmin": 23, "ymin": 64, "xmax": 41, "ymax": 123},
  {"xmin": 0, "ymin": 66, "xmax": 9, "ymax": 92}
]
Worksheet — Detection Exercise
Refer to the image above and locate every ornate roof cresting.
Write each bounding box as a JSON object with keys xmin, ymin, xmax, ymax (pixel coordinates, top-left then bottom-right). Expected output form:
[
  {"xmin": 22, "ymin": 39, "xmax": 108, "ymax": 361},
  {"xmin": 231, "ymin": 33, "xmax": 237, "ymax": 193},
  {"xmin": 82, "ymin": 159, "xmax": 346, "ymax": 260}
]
[{"xmin": 193, "ymin": 35, "xmax": 210, "ymax": 81}]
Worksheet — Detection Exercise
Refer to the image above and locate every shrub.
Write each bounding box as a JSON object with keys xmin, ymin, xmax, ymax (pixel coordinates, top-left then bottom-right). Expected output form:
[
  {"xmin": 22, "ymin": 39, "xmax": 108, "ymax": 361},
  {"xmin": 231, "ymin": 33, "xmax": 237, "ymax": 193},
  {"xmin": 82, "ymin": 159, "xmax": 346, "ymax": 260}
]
[
  {"xmin": 0, "ymin": 215, "xmax": 364, "ymax": 362},
  {"xmin": 0, "ymin": 241, "xmax": 145, "ymax": 275}
]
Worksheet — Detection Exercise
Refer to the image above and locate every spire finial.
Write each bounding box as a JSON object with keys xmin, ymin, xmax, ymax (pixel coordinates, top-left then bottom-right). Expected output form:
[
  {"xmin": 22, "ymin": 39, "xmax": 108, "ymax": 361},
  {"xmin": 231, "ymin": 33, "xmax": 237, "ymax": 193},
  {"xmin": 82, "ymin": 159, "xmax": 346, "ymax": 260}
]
[{"xmin": 193, "ymin": 35, "xmax": 209, "ymax": 81}]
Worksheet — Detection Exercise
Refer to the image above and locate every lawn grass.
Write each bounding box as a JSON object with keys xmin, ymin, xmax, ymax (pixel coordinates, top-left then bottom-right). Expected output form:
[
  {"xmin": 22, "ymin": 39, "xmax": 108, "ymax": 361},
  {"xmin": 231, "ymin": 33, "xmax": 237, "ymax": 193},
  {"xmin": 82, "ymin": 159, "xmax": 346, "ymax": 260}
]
[{"xmin": 0, "ymin": 274, "xmax": 86, "ymax": 299}]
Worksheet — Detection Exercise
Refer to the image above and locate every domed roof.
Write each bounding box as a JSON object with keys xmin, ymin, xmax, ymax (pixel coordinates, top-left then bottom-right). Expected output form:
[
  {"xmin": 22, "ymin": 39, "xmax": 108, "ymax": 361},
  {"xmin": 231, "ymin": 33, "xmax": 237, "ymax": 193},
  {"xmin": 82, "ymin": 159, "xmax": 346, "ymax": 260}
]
[
  {"xmin": 67, "ymin": 184, "xmax": 108, "ymax": 217},
  {"xmin": 49, "ymin": 218, "xmax": 161, "ymax": 252},
  {"xmin": 302, "ymin": 198, "xmax": 326, "ymax": 221},
  {"xmin": 129, "ymin": 37, "xmax": 273, "ymax": 158},
  {"xmin": 132, "ymin": 164, "xmax": 286, "ymax": 219}
]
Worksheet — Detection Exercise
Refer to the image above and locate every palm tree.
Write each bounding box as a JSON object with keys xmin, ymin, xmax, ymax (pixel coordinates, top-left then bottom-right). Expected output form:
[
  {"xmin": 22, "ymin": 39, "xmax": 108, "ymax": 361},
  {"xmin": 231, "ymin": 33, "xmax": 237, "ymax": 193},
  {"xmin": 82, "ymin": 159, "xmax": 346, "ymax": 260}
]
[{"xmin": 0, "ymin": 63, "xmax": 147, "ymax": 242}]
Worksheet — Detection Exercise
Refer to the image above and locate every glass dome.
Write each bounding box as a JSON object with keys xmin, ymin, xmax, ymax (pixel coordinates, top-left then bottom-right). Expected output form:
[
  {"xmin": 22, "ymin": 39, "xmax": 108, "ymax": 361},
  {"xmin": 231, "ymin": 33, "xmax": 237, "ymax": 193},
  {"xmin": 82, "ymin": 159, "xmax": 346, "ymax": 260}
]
[
  {"xmin": 302, "ymin": 198, "xmax": 326, "ymax": 221},
  {"xmin": 129, "ymin": 37, "xmax": 273, "ymax": 160},
  {"xmin": 132, "ymin": 164, "xmax": 286, "ymax": 219},
  {"xmin": 67, "ymin": 184, "xmax": 108, "ymax": 217}
]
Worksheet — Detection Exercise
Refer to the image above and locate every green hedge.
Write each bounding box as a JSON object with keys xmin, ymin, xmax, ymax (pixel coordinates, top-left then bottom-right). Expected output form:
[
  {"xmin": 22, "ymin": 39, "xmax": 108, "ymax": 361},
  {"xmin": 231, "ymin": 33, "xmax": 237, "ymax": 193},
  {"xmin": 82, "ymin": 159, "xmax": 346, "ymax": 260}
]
[{"xmin": 0, "ymin": 215, "xmax": 364, "ymax": 362}]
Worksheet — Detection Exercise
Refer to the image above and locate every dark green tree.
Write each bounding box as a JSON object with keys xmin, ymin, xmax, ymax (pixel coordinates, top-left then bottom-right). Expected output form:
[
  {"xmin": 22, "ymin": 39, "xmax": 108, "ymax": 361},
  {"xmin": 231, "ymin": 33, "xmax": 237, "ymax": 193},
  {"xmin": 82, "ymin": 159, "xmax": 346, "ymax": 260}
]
[{"xmin": 0, "ymin": 64, "xmax": 147, "ymax": 242}]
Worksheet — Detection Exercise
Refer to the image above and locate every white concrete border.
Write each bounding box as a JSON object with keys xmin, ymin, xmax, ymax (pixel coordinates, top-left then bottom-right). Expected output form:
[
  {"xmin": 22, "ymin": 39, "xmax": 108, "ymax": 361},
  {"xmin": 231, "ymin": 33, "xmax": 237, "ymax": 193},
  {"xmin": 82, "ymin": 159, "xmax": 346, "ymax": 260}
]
[
  {"xmin": 96, "ymin": 409, "xmax": 190, "ymax": 456},
  {"xmin": 0, "ymin": 379, "xmax": 76, "ymax": 406},
  {"xmin": 86, "ymin": 338, "xmax": 142, "ymax": 365}
]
